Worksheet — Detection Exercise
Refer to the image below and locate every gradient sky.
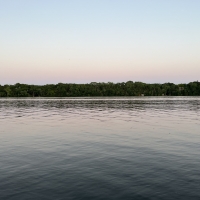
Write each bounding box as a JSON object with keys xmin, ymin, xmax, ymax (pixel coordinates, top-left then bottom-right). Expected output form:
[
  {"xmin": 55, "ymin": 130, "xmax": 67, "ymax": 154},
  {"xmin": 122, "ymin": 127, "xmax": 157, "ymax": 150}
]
[{"xmin": 0, "ymin": 0, "xmax": 200, "ymax": 85}]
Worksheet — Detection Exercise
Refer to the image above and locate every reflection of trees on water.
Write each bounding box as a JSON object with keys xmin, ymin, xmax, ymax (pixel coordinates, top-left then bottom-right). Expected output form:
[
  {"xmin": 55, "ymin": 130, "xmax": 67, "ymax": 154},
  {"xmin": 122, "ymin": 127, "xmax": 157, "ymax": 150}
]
[{"xmin": 0, "ymin": 98, "xmax": 200, "ymax": 112}]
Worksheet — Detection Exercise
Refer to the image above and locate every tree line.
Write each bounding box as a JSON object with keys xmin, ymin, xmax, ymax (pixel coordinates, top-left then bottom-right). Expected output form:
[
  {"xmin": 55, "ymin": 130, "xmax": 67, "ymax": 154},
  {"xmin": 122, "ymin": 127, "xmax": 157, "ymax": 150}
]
[{"xmin": 0, "ymin": 81, "xmax": 200, "ymax": 97}]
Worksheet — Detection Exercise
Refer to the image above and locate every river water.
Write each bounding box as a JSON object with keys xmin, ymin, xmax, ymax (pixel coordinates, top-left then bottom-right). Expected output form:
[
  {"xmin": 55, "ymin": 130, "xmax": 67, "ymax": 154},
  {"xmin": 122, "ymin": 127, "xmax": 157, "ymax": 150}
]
[{"xmin": 0, "ymin": 97, "xmax": 200, "ymax": 200}]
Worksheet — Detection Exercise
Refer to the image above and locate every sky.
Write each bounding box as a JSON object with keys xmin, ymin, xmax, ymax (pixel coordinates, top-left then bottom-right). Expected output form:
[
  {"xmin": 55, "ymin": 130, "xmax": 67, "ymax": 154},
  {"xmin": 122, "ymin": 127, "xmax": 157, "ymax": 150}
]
[{"xmin": 0, "ymin": 0, "xmax": 200, "ymax": 85}]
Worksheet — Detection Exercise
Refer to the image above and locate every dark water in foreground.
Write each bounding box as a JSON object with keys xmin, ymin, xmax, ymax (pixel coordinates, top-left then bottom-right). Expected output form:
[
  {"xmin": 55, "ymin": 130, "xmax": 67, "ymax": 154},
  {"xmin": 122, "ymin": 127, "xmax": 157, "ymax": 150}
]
[{"xmin": 0, "ymin": 97, "xmax": 200, "ymax": 200}]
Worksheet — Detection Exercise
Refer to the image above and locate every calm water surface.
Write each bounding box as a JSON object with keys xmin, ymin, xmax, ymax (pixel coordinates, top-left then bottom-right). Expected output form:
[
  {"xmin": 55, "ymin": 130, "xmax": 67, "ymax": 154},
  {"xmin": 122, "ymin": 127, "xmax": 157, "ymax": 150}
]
[{"xmin": 0, "ymin": 97, "xmax": 200, "ymax": 200}]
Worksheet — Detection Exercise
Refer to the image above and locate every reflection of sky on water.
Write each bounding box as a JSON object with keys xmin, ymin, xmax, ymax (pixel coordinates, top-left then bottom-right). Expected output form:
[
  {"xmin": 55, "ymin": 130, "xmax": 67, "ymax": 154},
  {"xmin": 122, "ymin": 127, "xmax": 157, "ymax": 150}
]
[{"xmin": 1, "ymin": 97, "xmax": 199, "ymax": 143}]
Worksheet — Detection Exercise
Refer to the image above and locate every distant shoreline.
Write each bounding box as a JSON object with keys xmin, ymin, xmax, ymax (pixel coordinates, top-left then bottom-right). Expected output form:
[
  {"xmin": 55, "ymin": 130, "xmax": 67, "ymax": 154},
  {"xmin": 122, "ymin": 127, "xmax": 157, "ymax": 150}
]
[{"xmin": 0, "ymin": 81, "xmax": 199, "ymax": 97}]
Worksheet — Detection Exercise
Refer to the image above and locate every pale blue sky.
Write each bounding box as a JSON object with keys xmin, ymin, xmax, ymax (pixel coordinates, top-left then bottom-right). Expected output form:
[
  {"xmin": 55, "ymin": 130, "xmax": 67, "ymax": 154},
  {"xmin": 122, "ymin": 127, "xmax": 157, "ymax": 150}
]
[{"xmin": 0, "ymin": 0, "xmax": 200, "ymax": 84}]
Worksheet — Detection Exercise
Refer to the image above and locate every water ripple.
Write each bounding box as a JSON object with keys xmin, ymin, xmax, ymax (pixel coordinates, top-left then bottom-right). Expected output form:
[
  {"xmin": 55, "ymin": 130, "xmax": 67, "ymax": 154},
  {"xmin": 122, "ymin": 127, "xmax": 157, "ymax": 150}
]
[{"xmin": 0, "ymin": 97, "xmax": 200, "ymax": 200}]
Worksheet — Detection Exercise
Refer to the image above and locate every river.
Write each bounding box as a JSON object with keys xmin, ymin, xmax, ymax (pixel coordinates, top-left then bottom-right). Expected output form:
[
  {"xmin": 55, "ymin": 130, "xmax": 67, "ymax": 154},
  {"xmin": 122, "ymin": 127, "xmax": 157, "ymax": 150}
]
[{"xmin": 0, "ymin": 97, "xmax": 200, "ymax": 199}]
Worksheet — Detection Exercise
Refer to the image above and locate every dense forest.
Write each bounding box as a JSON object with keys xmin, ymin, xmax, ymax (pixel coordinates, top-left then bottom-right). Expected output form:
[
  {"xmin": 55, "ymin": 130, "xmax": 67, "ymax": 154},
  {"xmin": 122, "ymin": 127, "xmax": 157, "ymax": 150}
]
[{"xmin": 0, "ymin": 81, "xmax": 200, "ymax": 97}]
